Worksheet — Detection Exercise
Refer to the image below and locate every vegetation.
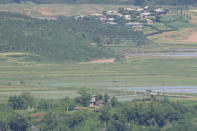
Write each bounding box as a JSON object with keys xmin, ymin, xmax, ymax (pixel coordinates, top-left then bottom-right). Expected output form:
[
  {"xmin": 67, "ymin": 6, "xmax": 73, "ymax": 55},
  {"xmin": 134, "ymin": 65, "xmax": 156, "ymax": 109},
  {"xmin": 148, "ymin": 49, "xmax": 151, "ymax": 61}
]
[
  {"xmin": 0, "ymin": 12, "xmax": 149, "ymax": 62},
  {"xmin": 0, "ymin": 92, "xmax": 197, "ymax": 131},
  {"xmin": 0, "ymin": 1, "xmax": 197, "ymax": 131}
]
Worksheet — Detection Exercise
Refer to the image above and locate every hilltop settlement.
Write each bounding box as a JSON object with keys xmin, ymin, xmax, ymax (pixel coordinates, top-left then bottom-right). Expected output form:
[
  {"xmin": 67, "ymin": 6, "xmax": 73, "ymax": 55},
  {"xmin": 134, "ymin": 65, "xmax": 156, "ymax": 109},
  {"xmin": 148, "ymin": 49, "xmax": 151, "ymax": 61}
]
[{"xmin": 75, "ymin": 6, "xmax": 168, "ymax": 29}]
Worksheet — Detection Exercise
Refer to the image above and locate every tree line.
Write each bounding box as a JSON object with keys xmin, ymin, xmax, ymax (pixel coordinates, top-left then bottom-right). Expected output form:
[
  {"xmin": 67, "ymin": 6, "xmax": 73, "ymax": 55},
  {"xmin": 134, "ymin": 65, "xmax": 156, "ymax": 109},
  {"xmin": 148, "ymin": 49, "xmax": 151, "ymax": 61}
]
[{"xmin": 0, "ymin": 90, "xmax": 197, "ymax": 131}]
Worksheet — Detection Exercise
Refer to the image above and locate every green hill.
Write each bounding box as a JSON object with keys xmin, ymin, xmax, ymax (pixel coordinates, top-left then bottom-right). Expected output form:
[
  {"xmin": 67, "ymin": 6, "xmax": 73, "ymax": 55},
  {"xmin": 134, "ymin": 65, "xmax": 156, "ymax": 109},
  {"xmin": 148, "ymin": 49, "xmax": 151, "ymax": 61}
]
[
  {"xmin": 0, "ymin": 12, "xmax": 148, "ymax": 62},
  {"xmin": 0, "ymin": 12, "xmax": 119, "ymax": 62}
]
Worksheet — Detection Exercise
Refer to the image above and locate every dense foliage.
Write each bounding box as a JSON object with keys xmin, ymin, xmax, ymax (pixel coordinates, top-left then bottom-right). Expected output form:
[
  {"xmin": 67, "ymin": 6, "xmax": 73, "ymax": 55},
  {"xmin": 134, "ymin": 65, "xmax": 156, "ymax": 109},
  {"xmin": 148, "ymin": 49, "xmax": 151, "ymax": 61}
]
[{"xmin": 1, "ymin": 92, "xmax": 197, "ymax": 131}]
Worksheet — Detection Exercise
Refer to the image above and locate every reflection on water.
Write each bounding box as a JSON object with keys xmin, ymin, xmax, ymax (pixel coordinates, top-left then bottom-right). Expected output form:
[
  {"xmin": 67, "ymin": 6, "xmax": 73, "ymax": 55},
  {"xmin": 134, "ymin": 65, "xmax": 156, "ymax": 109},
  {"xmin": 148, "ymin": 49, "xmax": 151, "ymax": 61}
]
[
  {"xmin": 137, "ymin": 52, "xmax": 197, "ymax": 58},
  {"xmin": 111, "ymin": 86, "xmax": 197, "ymax": 93}
]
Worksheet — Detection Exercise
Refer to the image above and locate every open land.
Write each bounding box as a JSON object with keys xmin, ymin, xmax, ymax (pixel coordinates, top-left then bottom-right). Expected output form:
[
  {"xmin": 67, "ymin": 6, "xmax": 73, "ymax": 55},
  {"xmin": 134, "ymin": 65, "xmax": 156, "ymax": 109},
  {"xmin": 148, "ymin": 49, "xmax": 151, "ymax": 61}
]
[
  {"xmin": 1, "ymin": 4, "xmax": 197, "ymax": 104},
  {"xmin": 0, "ymin": 3, "xmax": 137, "ymax": 19}
]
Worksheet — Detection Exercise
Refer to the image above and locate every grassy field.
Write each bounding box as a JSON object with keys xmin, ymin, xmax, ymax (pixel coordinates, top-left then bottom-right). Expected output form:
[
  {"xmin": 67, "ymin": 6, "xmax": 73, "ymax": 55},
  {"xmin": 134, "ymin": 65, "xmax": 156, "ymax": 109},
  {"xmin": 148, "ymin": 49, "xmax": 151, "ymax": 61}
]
[
  {"xmin": 0, "ymin": 3, "xmax": 137, "ymax": 18},
  {"xmin": 1, "ymin": 3, "xmax": 197, "ymax": 104},
  {"xmin": 1, "ymin": 52, "xmax": 197, "ymax": 103}
]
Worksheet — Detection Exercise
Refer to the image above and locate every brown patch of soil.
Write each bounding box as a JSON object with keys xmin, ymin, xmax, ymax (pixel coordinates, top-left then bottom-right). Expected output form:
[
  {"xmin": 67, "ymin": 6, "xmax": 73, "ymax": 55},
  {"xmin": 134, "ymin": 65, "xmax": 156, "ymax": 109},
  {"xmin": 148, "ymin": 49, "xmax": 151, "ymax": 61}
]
[
  {"xmin": 183, "ymin": 31, "xmax": 197, "ymax": 42},
  {"xmin": 151, "ymin": 28, "xmax": 197, "ymax": 42},
  {"xmin": 29, "ymin": 113, "xmax": 45, "ymax": 117},
  {"xmin": 79, "ymin": 58, "xmax": 115, "ymax": 64}
]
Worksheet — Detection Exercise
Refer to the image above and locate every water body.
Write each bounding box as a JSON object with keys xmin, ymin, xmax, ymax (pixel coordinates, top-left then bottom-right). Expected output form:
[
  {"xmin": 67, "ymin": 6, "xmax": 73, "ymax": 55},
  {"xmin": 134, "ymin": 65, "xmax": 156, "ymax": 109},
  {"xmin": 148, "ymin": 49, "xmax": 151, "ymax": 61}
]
[
  {"xmin": 154, "ymin": 53, "xmax": 197, "ymax": 57},
  {"xmin": 133, "ymin": 52, "xmax": 197, "ymax": 58},
  {"xmin": 111, "ymin": 86, "xmax": 197, "ymax": 94}
]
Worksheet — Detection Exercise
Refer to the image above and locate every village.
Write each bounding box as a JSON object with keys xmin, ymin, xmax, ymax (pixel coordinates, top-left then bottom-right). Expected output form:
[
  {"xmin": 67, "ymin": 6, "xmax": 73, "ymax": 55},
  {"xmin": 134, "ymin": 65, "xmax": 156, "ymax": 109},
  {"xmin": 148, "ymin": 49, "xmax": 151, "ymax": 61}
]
[{"xmin": 75, "ymin": 6, "xmax": 168, "ymax": 29}]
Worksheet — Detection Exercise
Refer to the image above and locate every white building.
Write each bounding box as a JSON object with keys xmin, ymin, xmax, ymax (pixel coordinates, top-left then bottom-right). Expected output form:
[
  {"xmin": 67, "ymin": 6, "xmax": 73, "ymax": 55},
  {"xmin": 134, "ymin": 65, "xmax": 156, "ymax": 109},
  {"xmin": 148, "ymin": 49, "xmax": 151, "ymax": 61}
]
[
  {"xmin": 155, "ymin": 8, "xmax": 164, "ymax": 13},
  {"xmin": 144, "ymin": 6, "xmax": 149, "ymax": 9},
  {"xmin": 106, "ymin": 10, "xmax": 122, "ymax": 17},
  {"xmin": 136, "ymin": 8, "xmax": 144, "ymax": 12},
  {"xmin": 124, "ymin": 15, "xmax": 132, "ymax": 20},
  {"xmin": 106, "ymin": 22, "xmax": 117, "ymax": 25},
  {"xmin": 124, "ymin": 8, "xmax": 135, "ymax": 11},
  {"xmin": 107, "ymin": 18, "xmax": 115, "ymax": 21},
  {"xmin": 125, "ymin": 22, "xmax": 144, "ymax": 28},
  {"xmin": 147, "ymin": 19, "xmax": 154, "ymax": 24}
]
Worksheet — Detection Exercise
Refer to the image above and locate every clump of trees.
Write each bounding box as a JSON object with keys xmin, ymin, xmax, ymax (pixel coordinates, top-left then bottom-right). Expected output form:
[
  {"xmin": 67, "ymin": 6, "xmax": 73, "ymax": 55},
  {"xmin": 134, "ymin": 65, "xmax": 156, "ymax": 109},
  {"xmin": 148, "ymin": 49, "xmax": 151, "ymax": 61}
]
[{"xmin": 8, "ymin": 92, "xmax": 34, "ymax": 110}]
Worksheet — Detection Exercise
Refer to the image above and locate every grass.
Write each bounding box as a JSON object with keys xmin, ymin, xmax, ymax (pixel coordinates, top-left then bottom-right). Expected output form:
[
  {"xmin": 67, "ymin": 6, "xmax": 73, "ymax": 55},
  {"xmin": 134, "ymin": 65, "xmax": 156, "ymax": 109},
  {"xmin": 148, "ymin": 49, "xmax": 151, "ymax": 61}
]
[
  {"xmin": 0, "ymin": 4, "xmax": 197, "ymax": 104},
  {"xmin": 0, "ymin": 3, "xmax": 138, "ymax": 18},
  {"xmin": 1, "ymin": 53, "xmax": 197, "ymax": 103}
]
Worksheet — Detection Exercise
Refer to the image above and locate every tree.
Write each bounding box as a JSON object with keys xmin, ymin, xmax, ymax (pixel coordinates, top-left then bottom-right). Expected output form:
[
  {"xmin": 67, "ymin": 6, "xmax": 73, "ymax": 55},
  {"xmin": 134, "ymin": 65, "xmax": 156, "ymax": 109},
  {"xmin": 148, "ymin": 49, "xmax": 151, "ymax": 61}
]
[
  {"xmin": 37, "ymin": 99, "xmax": 51, "ymax": 110},
  {"xmin": 104, "ymin": 93, "xmax": 110, "ymax": 105},
  {"xmin": 40, "ymin": 112, "xmax": 58, "ymax": 131},
  {"xmin": 99, "ymin": 109, "xmax": 111, "ymax": 125},
  {"xmin": 8, "ymin": 92, "xmax": 34, "ymax": 110},
  {"xmin": 20, "ymin": 92, "xmax": 34, "ymax": 108},
  {"xmin": 106, "ymin": 120, "xmax": 129, "ymax": 131},
  {"xmin": 8, "ymin": 114, "xmax": 30, "ymax": 131},
  {"xmin": 110, "ymin": 96, "xmax": 118, "ymax": 107},
  {"xmin": 75, "ymin": 89, "xmax": 91, "ymax": 107}
]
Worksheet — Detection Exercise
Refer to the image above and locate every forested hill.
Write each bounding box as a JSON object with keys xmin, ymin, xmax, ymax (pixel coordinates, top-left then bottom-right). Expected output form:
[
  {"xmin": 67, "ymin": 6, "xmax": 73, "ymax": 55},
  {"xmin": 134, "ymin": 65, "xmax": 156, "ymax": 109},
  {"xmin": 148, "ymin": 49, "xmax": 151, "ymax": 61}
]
[
  {"xmin": 0, "ymin": 0, "xmax": 197, "ymax": 5},
  {"xmin": 0, "ymin": 12, "xmax": 147, "ymax": 62}
]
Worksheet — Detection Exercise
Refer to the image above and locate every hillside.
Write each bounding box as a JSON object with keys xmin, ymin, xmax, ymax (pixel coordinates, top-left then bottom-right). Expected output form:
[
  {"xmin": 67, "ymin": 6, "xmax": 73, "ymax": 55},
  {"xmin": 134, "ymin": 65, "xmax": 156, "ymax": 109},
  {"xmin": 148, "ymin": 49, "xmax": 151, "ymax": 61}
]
[{"xmin": 0, "ymin": 12, "xmax": 148, "ymax": 62}]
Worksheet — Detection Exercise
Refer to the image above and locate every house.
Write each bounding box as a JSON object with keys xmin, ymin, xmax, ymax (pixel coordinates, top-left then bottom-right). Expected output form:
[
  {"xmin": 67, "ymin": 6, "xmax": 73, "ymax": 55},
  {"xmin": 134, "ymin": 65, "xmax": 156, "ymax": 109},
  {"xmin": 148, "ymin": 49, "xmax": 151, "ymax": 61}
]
[
  {"xmin": 147, "ymin": 16, "xmax": 156, "ymax": 19},
  {"xmin": 136, "ymin": 8, "xmax": 144, "ymax": 12},
  {"xmin": 89, "ymin": 95, "xmax": 97, "ymax": 107},
  {"xmin": 74, "ymin": 106, "xmax": 84, "ymax": 110},
  {"xmin": 140, "ymin": 12, "xmax": 151, "ymax": 18},
  {"xmin": 106, "ymin": 10, "xmax": 122, "ymax": 17},
  {"xmin": 91, "ymin": 13, "xmax": 103, "ymax": 17},
  {"xmin": 155, "ymin": 8, "xmax": 164, "ymax": 13},
  {"xmin": 147, "ymin": 19, "xmax": 154, "ymax": 24},
  {"xmin": 106, "ymin": 22, "xmax": 117, "ymax": 25},
  {"xmin": 124, "ymin": 15, "xmax": 132, "ymax": 20},
  {"xmin": 96, "ymin": 100, "xmax": 105, "ymax": 107},
  {"xmin": 124, "ymin": 8, "xmax": 135, "ymax": 11},
  {"xmin": 125, "ymin": 22, "xmax": 144, "ymax": 28},
  {"xmin": 144, "ymin": 6, "xmax": 149, "ymax": 9},
  {"xmin": 107, "ymin": 17, "xmax": 115, "ymax": 21},
  {"xmin": 99, "ymin": 16, "xmax": 107, "ymax": 22},
  {"xmin": 75, "ymin": 15, "xmax": 85, "ymax": 19}
]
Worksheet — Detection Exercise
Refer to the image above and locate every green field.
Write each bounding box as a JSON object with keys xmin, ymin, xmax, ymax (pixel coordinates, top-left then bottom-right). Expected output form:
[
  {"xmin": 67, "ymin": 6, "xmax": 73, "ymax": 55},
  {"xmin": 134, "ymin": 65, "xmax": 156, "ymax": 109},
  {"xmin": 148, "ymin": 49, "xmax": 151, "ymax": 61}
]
[
  {"xmin": 1, "ymin": 3, "xmax": 197, "ymax": 104},
  {"xmin": 0, "ymin": 3, "xmax": 138, "ymax": 18},
  {"xmin": 1, "ymin": 54, "xmax": 197, "ymax": 103}
]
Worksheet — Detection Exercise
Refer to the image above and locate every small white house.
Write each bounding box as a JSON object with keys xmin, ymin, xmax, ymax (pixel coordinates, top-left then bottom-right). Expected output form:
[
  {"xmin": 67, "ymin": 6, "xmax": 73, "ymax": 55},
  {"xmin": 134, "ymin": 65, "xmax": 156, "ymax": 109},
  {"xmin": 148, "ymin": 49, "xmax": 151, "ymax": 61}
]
[
  {"xmin": 136, "ymin": 8, "xmax": 144, "ymax": 12},
  {"xmin": 147, "ymin": 19, "xmax": 154, "ymax": 24},
  {"xmin": 144, "ymin": 6, "xmax": 149, "ymax": 9},
  {"xmin": 125, "ymin": 8, "xmax": 135, "ymax": 11},
  {"xmin": 126, "ymin": 22, "xmax": 144, "ymax": 28},
  {"xmin": 75, "ymin": 15, "xmax": 85, "ymax": 19},
  {"xmin": 140, "ymin": 12, "xmax": 151, "ymax": 18},
  {"xmin": 91, "ymin": 13, "xmax": 103, "ymax": 17},
  {"xmin": 106, "ymin": 10, "xmax": 122, "ymax": 17},
  {"xmin": 108, "ymin": 17, "xmax": 115, "ymax": 21},
  {"xmin": 155, "ymin": 8, "xmax": 164, "ymax": 13},
  {"xmin": 106, "ymin": 22, "xmax": 117, "ymax": 25},
  {"xmin": 124, "ymin": 15, "xmax": 132, "ymax": 20}
]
